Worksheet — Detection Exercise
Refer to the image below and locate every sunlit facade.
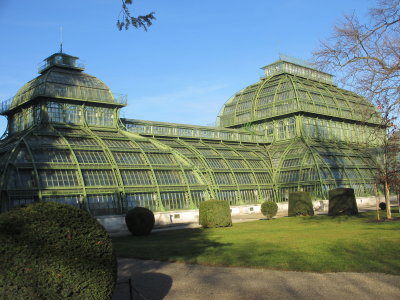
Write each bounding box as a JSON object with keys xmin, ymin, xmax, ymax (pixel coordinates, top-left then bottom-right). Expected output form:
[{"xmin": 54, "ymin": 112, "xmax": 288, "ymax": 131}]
[{"xmin": 0, "ymin": 52, "xmax": 382, "ymax": 215}]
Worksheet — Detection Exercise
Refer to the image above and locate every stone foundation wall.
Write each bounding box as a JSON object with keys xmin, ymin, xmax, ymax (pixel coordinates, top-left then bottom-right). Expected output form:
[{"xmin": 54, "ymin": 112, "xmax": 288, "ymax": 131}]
[{"xmin": 97, "ymin": 195, "xmax": 392, "ymax": 233}]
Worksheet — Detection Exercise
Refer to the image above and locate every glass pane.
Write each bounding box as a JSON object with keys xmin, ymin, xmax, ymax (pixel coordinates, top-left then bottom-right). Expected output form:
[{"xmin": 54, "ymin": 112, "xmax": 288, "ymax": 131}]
[
  {"xmin": 113, "ymin": 152, "xmax": 145, "ymax": 164},
  {"xmin": 120, "ymin": 170, "xmax": 152, "ymax": 185},
  {"xmin": 39, "ymin": 170, "xmax": 79, "ymax": 187},
  {"xmin": 87, "ymin": 194, "xmax": 119, "ymax": 215},
  {"xmin": 154, "ymin": 170, "xmax": 184, "ymax": 185},
  {"xmin": 74, "ymin": 150, "xmax": 108, "ymax": 164},
  {"xmin": 82, "ymin": 170, "xmax": 115, "ymax": 186}
]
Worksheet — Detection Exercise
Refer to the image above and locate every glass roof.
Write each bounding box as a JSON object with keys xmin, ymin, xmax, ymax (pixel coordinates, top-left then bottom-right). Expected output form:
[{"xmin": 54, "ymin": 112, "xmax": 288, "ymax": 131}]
[
  {"xmin": 0, "ymin": 53, "xmax": 127, "ymax": 114},
  {"xmin": 218, "ymin": 62, "xmax": 381, "ymax": 127},
  {"xmin": 9, "ymin": 68, "xmax": 119, "ymax": 110}
]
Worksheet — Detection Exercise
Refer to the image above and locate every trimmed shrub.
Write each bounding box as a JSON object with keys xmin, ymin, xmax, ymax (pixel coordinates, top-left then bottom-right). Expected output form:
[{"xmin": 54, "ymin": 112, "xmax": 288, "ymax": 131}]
[
  {"xmin": 199, "ymin": 200, "xmax": 232, "ymax": 228},
  {"xmin": 379, "ymin": 202, "xmax": 387, "ymax": 210},
  {"xmin": 288, "ymin": 192, "xmax": 314, "ymax": 217},
  {"xmin": 328, "ymin": 188, "xmax": 358, "ymax": 216},
  {"xmin": 261, "ymin": 201, "xmax": 278, "ymax": 219},
  {"xmin": 125, "ymin": 207, "xmax": 155, "ymax": 236},
  {"xmin": 0, "ymin": 202, "xmax": 117, "ymax": 299}
]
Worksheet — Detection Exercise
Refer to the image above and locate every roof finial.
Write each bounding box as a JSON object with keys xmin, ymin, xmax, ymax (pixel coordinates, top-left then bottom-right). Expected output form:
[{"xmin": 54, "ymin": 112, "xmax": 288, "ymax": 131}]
[{"xmin": 59, "ymin": 26, "xmax": 63, "ymax": 53}]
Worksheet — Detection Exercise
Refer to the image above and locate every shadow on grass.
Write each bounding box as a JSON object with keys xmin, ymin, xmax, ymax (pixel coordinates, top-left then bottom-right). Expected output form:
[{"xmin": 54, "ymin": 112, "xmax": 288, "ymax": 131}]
[
  {"xmin": 113, "ymin": 231, "xmax": 400, "ymax": 274},
  {"xmin": 112, "ymin": 217, "xmax": 400, "ymax": 277},
  {"xmin": 295, "ymin": 209, "xmax": 400, "ymax": 225},
  {"xmin": 287, "ymin": 214, "xmax": 364, "ymax": 225},
  {"xmin": 112, "ymin": 227, "xmax": 233, "ymax": 263}
]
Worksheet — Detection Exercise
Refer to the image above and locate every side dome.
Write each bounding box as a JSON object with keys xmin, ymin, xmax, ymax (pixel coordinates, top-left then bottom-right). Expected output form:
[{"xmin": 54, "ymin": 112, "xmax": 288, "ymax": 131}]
[
  {"xmin": 218, "ymin": 59, "xmax": 381, "ymax": 128},
  {"xmin": 10, "ymin": 53, "xmax": 116, "ymax": 110}
]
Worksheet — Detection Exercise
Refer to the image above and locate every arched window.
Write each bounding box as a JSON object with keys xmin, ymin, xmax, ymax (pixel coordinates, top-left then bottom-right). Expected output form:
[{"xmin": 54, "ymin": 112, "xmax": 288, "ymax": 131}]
[
  {"xmin": 65, "ymin": 104, "xmax": 81, "ymax": 124},
  {"xmin": 266, "ymin": 123, "xmax": 274, "ymax": 136},
  {"xmin": 287, "ymin": 117, "xmax": 296, "ymax": 138},
  {"xmin": 47, "ymin": 102, "xmax": 63, "ymax": 123},
  {"xmin": 84, "ymin": 106, "xmax": 97, "ymax": 125},
  {"xmin": 278, "ymin": 120, "xmax": 285, "ymax": 139}
]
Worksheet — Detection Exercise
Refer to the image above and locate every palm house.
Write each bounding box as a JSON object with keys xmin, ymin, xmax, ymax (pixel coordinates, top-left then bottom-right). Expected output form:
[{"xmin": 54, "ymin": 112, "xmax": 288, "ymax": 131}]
[{"xmin": 0, "ymin": 52, "xmax": 382, "ymax": 216}]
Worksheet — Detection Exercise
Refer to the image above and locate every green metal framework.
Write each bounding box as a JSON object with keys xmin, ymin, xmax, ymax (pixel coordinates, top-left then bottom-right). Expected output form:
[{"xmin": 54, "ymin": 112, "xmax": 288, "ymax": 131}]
[
  {"xmin": 0, "ymin": 53, "xmax": 382, "ymax": 215},
  {"xmin": 218, "ymin": 62, "xmax": 381, "ymax": 129}
]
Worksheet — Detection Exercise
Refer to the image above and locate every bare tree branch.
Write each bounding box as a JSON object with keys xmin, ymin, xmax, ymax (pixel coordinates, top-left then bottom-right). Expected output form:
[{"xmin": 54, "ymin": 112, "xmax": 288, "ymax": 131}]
[
  {"xmin": 117, "ymin": 0, "xmax": 156, "ymax": 31},
  {"xmin": 313, "ymin": 0, "xmax": 400, "ymax": 219}
]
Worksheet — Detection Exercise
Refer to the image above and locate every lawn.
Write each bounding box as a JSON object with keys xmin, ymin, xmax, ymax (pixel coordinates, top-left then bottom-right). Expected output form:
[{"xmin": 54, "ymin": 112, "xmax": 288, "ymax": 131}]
[{"xmin": 112, "ymin": 210, "xmax": 400, "ymax": 274}]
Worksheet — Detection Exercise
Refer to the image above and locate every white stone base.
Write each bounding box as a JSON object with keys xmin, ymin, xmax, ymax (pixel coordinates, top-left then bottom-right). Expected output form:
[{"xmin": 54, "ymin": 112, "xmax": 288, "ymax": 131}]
[{"xmin": 96, "ymin": 195, "xmax": 391, "ymax": 233}]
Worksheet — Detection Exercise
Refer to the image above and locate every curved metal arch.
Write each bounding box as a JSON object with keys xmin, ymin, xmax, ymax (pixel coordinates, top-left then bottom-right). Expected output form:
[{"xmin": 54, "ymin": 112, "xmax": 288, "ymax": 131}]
[
  {"xmin": 221, "ymin": 142, "xmax": 274, "ymax": 204},
  {"xmin": 251, "ymin": 75, "xmax": 274, "ymax": 123},
  {"xmin": 332, "ymin": 142, "xmax": 375, "ymax": 195},
  {"xmin": 300, "ymin": 136, "xmax": 333, "ymax": 199},
  {"xmin": 79, "ymin": 126, "xmax": 126, "ymax": 214},
  {"xmin": 120, "ymin": 130, "xmax": 164, "ymax": 211},
  {"xmin": 52, "ymin": 126, "xmax": 88, "ymax": 210},
  {"xmin": 193, "ymin": 140, "xmax": 242, "ymax": 205},
  {"xmin": 147, "ymin": 137, "xmax": 212, "ymax": 209},
  {"xmin": 271, "ymin": 138, "xmax": 303, "ymax": 197},
  {"xmin": 175, "ymin": 138, "xmax": 221, "ymax": 199},
  {"xmin": 0, "ymin": 126, "xmax": 39, "ymax": 200},
  {"xmin": 287, "ymin": 75, "xmax": 302, "ymax": 113}
]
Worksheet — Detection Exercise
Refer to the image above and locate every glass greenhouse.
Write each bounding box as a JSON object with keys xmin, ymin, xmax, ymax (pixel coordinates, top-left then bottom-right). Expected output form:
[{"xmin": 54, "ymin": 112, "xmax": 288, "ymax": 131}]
[{"xmin": 0, "ymin": 52, "xmax": 383, "ymax": 215}]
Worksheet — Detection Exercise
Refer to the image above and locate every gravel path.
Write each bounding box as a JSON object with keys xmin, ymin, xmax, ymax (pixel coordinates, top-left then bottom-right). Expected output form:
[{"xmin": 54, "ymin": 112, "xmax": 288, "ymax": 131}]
[{"xmin": 112, "ymin": 258, "xmax": 400, "ymax": 300}]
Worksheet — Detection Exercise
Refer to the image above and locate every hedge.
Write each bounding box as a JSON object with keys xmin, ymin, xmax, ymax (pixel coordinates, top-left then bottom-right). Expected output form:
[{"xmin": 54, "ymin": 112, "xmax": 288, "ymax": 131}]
[
  {"xmin": 0, "ymin": 202, "xmax": 117, "ymax": 299},
  {"xmin": 199, "ymin": 200, "xmax": 232, "ymax": 228},
  {"xmin": 288, "ymin": 192, "xmax": 314, "ymax": 217},
  {"xmin": 328, "ymin": 188, "xmax": 358, "ymax": 216}
]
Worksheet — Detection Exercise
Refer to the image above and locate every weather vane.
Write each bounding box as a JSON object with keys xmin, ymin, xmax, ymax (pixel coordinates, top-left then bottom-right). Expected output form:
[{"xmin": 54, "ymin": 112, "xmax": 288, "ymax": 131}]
[{"xmin": 59, "ymin": 26, "xmax": 63, "ymax": 53}]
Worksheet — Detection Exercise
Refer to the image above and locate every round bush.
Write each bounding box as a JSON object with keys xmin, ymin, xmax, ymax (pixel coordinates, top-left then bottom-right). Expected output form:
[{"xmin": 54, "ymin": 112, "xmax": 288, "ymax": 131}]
[
  {"xmin": 125, "ymin": 207, "xmax": 155, "ymax": 236},
  {"xmin": 199, "ymin": 200, "xmax": 232, "ymax": 228},
  {"xmin": 0, "ymin": 202, "xmax": 117, "ymax": 299},
  {"xmin": 261, "ymin": 201, "xmax": 278, "ymax": 219},
  {"xmin": 379, "ymin": 202, "xmax": 387, "ymax": 210}
]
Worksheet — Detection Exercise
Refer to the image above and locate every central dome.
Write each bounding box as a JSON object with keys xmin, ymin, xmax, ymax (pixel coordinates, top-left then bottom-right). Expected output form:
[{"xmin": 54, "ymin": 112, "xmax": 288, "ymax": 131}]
[{"xmin": 10, "ymin": 53, "xmax": 117, "ymax": 110}]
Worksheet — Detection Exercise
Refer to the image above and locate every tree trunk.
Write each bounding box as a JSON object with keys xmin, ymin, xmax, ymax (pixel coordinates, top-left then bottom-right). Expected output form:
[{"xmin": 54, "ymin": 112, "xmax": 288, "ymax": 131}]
[
  {"xmin": 398, "ymin": 192, "xmax": 400, "ymax": 214},
  {"xmin": 375, "ymin": 183, "xmax": 380, "ymax": 220},
  {"xmin": 384, "ymin": 180, "xmax": 392, "ymax": 219}
]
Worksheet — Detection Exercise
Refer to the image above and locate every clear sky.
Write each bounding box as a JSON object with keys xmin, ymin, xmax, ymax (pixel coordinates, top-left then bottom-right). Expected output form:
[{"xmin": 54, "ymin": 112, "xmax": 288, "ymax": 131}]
[{"xmin": 0, "ymin": 0, "xmax": 372, "ymax": 134}]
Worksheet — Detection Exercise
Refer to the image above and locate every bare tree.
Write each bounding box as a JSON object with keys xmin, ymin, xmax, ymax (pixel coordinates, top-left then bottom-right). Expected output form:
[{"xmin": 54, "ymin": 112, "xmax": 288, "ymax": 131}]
[
  {"xmin": 117, "ymin": 0, "xmax": 156, "ymax": 31},
  {"xmin": 314, "ymin": 0, "xmax": 400, "ymax": 219}
]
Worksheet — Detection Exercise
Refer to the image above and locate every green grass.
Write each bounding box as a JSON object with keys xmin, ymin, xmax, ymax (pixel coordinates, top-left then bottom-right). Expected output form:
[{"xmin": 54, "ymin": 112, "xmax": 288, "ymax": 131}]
[{"xmin": 112, "ymin": 210, "xmax": 400, "ymax": 274}]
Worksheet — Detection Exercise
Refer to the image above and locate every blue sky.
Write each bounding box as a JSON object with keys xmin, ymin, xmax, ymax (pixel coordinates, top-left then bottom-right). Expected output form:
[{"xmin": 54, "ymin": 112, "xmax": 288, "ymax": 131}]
[{"xmin": 0, "ymin": 0, "xmax": 372, "ymax": 133}]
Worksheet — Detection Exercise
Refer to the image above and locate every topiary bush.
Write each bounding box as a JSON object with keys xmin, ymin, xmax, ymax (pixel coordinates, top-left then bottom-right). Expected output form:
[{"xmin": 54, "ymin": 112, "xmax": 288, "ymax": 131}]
[
  {"xmin": 379, "ymin": 202, "xmax": 387, "ymax": 210},
  {"xmin": 0, "ymin": 202, "xmax": 117, "ymax": 299},
  {"xmin": 261, "ymin": 201, "xmax": 278, "ymax": 219},
  {"xmin": 199, "ymin": 200, "xmax": 232, "ymax": 228},
  {"xmin": 125, "ymin": 207, "xmax": 155, "ymax": 236},
  {"xmin": 328, "ymin": 188, "xmax": 358, "ymax": 216},
  {"xmin": 288, "ymin": 192, "xmax": 314, "ymax": 217}
]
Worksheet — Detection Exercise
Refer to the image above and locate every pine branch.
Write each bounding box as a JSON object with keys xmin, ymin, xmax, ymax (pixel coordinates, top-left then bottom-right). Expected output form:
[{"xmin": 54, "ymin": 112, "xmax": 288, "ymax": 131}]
[{"xmin": 117, "ymin": 0, "xmax": 156, "ymax": 31}]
